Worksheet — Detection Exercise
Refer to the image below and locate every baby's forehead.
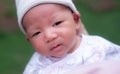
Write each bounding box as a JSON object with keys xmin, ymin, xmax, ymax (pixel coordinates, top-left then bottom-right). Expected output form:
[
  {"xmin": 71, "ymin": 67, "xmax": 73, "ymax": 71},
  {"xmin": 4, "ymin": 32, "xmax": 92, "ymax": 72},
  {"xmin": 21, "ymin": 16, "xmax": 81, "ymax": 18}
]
[
  {"xmin": 23, "ymin": 3, "xmax": 73, "ymax": 28},
  {"xmin": 28, "ymin": 3, "xmax": 73, "ymax": 14},
  {"xmin": 23, "ymin": 3, "xmax": 72, "ymax": 20}
]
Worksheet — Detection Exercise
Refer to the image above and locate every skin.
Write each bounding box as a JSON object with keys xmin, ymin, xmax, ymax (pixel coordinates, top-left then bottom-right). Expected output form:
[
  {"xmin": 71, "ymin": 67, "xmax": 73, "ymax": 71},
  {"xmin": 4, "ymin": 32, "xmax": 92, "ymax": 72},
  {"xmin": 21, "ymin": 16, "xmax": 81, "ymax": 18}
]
[{"xmin": 22, "ymin": 4, "xmax": 82, "ymax": 57}]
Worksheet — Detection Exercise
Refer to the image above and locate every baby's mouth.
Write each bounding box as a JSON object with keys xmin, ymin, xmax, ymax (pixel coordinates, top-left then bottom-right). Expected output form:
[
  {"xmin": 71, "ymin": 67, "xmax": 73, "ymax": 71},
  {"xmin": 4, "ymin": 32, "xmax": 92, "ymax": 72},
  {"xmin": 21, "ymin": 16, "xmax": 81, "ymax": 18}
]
[{"xmin": 50, "ymin": 44, "xmax": 62, "ymax": 51}]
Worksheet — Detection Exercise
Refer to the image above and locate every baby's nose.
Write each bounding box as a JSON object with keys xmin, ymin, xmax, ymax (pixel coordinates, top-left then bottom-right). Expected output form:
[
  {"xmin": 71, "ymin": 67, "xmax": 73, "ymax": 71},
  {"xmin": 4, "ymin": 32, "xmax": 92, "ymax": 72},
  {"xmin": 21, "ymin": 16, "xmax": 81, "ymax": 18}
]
[{"xmin": 44, "ymin": 29, "xmax": 57, "ymax": 43}]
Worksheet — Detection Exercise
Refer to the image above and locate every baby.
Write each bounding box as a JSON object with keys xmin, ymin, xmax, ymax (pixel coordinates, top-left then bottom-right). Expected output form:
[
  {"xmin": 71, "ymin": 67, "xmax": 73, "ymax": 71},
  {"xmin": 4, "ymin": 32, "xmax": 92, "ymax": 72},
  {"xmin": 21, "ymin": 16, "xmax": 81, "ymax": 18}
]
[{"xmin": 15, "ymin": 0, "xmax": 120, "ymax": 74}]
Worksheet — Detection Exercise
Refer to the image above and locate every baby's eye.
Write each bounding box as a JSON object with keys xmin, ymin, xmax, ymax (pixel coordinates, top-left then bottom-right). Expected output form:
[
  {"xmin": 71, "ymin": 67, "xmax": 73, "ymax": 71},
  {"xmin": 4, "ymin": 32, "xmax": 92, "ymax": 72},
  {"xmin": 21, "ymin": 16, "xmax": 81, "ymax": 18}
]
[
  {"xmin": 53, "ymin": 21, "xmax": 62, "ymax": 26},
  {"xmin": 32, "ymin": 31, "xmax": 41, "ymax": 37}
]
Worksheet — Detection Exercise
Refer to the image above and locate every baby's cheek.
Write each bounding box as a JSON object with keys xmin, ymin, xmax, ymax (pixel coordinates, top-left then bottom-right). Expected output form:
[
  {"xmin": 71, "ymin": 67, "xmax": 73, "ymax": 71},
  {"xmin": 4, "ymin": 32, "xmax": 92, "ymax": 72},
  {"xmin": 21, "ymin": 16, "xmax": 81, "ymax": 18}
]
[{"xmin": 31, "ymin": 40, "xmax": 42, "ymax": 50}]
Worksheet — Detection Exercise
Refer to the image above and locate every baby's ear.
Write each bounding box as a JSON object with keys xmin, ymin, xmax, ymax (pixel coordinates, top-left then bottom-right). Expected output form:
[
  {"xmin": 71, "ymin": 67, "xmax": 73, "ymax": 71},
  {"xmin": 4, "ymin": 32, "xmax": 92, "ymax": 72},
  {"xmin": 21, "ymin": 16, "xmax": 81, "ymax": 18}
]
[
  {"xmin": 73, "ymin": 12, "xmax": 81, "ymax": 35},
  {"xmin": 73, "ymin": 12, "xmax": 80, "ymax": 24}
]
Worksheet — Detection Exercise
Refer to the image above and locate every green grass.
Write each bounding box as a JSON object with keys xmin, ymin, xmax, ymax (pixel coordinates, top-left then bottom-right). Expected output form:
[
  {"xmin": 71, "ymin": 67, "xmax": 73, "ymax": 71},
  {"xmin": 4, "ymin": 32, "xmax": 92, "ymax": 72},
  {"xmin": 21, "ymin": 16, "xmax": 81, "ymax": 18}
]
[{"xmin": 0, "ymin": 31, "xmax": 34, "ymax": 74}]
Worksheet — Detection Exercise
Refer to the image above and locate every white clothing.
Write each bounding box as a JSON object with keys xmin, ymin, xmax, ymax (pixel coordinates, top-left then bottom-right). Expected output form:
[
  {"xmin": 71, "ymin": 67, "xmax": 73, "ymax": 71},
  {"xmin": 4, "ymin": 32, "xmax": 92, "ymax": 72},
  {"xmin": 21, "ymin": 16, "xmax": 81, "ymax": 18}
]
[{"xmin": 23, "ymin": 35, "xmax": 120, "ymax": 74}]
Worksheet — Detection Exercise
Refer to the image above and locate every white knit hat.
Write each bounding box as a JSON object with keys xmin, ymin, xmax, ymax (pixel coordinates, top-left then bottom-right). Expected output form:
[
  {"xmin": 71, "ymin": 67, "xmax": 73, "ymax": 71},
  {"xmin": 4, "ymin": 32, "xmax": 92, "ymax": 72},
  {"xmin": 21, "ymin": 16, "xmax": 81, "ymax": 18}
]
[{"xmin": 15, "ymin": 0, "xmax": 78, "ymax": 34}]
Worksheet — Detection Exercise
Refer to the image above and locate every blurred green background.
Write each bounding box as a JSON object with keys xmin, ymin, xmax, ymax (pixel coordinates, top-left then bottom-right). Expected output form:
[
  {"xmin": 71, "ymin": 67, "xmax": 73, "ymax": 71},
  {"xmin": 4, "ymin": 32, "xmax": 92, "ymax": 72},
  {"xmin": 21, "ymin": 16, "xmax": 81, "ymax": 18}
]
[{"xmin": 0, "ymin": 0, "xmax": 120, "ymax": 74}]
